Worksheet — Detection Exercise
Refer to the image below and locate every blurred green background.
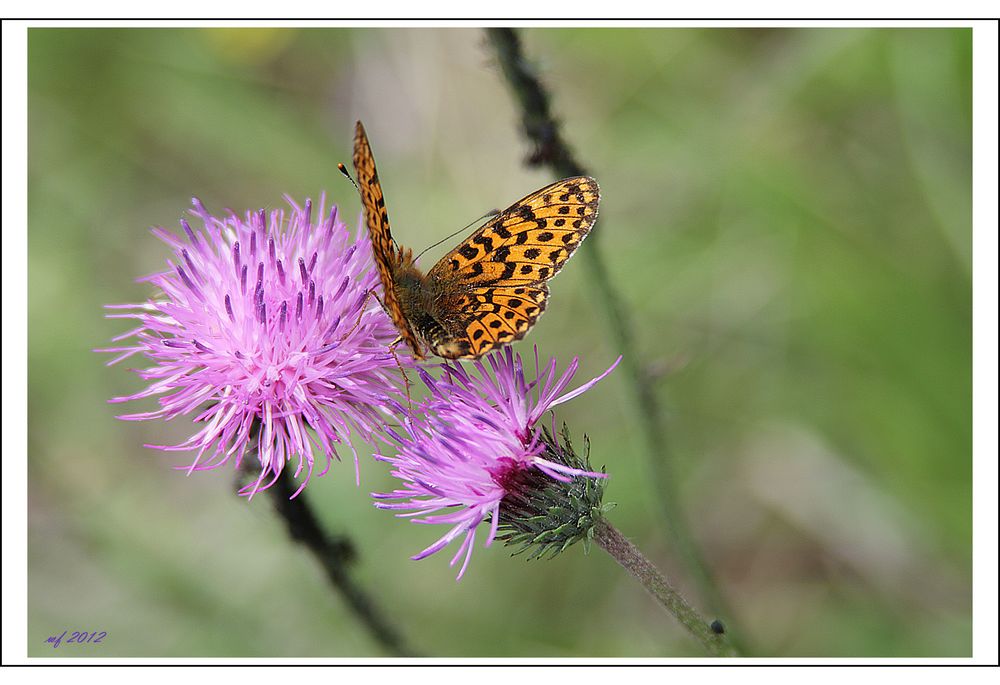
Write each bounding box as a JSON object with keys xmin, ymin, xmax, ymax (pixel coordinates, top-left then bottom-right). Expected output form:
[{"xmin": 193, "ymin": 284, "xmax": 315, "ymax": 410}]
[{"xmin": 28, "ymin": 27, "xmax": 972, "ymax": 657}]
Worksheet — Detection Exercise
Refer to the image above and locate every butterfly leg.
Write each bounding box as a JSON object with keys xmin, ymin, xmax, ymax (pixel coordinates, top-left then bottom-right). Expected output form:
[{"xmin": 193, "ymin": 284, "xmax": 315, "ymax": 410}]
[
  {"xmin": 355, "ymin": 287, "xmax": 416, "ymax": 408},
  {"xmin": 336, "ymin": 288, "xmax": 382, "ymax": 345},
  {"xmin": 387, "ymin": 336, "xmax": 414, "ymax": 410}
]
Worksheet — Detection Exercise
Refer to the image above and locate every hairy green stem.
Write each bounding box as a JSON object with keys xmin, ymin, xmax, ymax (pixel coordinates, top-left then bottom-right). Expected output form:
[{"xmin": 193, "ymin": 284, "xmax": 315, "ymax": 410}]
[
  {"xmin": 593, "ymin": 519, "xmax": 736, "ymax": 657},
  {"xmin": 484, "ymin": 26, "xmax": 742, "ymax": 649}
]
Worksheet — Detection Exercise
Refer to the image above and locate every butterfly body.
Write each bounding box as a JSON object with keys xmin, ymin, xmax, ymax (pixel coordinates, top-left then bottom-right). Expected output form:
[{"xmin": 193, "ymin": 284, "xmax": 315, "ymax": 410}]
[
  {"xmin": 352, "ymin": 120, "xmax": 599, "ymax": 360},
  {"xmin": 392, "ymin": 264, "xmax": 471, "ymax": 359}
]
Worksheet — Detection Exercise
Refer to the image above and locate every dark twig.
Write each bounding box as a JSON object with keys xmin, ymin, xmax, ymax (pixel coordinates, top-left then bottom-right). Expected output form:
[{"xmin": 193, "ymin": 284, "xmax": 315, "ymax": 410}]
[
  {"xmin": 239, "ymin": 462, "xmax": 417, "ymax": 656},
  {"xmin": 485, "ymin": 27, "xmax": 743, "ymax": 651}
]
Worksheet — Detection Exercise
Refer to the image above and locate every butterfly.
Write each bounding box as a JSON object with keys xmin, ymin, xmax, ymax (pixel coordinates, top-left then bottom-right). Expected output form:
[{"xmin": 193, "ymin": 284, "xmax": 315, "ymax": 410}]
[{"xmin": 351, "ymin": 120, "xmax": 599, "ymax": 360}]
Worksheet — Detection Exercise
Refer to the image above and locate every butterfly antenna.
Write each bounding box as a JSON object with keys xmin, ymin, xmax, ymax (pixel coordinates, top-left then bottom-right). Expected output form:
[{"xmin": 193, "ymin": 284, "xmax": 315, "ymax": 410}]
[
  {"xmin": 337, "ymin": 163, "xmax": 361, "ymax": 194},
  {"xmin": 413, "ymin": 208, "xmax": 501, "ymax": 263}
]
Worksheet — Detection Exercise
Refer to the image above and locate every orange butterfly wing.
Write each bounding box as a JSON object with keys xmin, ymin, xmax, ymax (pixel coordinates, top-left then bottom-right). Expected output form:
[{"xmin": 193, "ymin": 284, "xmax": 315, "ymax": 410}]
[
  {"xmin": 427, "ymin": 177, "xmax": 599, "ymax": 358},
  {"xmin": 451, "ymin": 285, "xmax": 550, "ymax": 358},
  {"xmin": 352, "ymin": 121, "xmax": 424, "ymax": 359}
]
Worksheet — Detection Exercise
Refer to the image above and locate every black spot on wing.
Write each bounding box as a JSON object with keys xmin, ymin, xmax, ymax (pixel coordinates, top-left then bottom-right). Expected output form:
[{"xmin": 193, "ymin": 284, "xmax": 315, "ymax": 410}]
[{"xmin": 473, "ymin": 235, "xmax": 494, "ymax": 253}]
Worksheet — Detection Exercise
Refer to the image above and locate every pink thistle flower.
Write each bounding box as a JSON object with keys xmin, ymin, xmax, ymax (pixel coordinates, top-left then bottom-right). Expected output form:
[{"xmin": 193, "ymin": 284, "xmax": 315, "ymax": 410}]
[
  {"xmin": 373, "ymin": 347, "xmax": 620, "ymax": 579},
  {"xmin": 100, "ymin": 196, "xmax": 407, "ymax": 497}
]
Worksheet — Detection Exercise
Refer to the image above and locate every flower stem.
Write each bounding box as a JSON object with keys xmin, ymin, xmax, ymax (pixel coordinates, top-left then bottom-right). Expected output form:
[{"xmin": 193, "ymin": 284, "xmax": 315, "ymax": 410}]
[
  {"xmin": 264, "ymin": 468, "xmax": 418, "ymax": 657},
  {"xmin": 593, "ymin": 519, "xmax": 736, "ymax": 656},
  {"xmin": 485, "ymin": 27, "xmax": 745, "ymax": 652}
]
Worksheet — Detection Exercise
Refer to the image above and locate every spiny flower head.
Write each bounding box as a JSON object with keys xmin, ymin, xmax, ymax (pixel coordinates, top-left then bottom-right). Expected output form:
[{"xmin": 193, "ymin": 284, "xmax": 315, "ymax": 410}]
[
  {"xmin": 373, "ymin": 347, "xmax": 620, "ymax": 578},
  {"xmin": 101, "ymin": 196, "xmax": 406, "ymax": 497}
]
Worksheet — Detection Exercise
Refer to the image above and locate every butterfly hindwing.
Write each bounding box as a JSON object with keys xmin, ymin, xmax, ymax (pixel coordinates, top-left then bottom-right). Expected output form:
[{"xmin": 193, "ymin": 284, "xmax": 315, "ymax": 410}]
[{"xmin": 451, "ymin": 285, "xmax": 549, "ymax": 358}]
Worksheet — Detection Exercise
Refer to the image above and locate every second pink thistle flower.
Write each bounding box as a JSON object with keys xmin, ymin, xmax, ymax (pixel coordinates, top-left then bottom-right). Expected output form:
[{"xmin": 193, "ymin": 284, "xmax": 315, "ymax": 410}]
[{"xmin": 373, "ymin": 348, "xmax": 620, "ymax": 578}]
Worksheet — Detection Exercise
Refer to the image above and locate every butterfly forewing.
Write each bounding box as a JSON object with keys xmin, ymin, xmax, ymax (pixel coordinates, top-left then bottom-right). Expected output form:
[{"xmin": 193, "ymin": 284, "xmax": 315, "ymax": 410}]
[
  {"xmin": 426, "ymin": 177, "xmax": 599, "ymax": 287},
  {"xmin": 352, "ymin": 121, "xmax": 424, "ymax": 358}
]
